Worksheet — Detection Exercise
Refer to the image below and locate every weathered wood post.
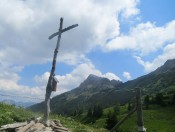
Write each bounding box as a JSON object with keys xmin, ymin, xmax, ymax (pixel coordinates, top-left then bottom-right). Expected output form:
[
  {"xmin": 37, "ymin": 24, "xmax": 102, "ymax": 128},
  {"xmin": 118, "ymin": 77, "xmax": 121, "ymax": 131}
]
[
  {"xmin": 110, "ymin": 88, "xmax": 147, "ymax": 131},
  {"xmin": 110, "ymin": 107, "xmax": 137, "ymax": 132},
  {"xmin": 136, "ymin": 88, "xmax": 146, "ymax": 132},
  {"xmin": 43, "ymin": 18, "xmax": 78, "ymax": 124}
]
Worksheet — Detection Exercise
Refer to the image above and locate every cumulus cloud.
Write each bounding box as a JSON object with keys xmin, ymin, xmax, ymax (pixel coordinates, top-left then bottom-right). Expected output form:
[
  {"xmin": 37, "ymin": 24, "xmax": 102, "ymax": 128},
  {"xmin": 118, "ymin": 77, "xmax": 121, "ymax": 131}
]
[
  {"xmin": 123, "ymin": 72, "xmax": 131, "ymax": 80},
  {"xmin": 0, "ymin": 64, "xmax": 45, "ymax": 102},
  {"xmin": 134, "ymin": 43, "xmax": 175, "ymax": 72},
  {"xmin": 0, "ymin": 79, "xmax": 44, "ymax": 99},
  {"xmin": 105, "ymin": 20, "xmax": 175, "ymax": 55},
  {"xmin": 0, "ymin": 0, "xmax": 139, "ymax": 66},
  {"xmin": 101, "ymin": 73, "xmax": 121, "ymax": 81},
  {"xmin": 35, "ymin": 63, "xmax": 121, "ymax": 96}
]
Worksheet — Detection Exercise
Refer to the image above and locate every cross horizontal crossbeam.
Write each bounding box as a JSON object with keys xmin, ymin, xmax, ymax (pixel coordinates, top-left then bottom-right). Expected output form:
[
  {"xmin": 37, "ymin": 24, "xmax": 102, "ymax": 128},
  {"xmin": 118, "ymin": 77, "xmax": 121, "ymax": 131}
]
[{"xmin": 48, "ymin": 24, "xmax": 78, "ymax": 40}]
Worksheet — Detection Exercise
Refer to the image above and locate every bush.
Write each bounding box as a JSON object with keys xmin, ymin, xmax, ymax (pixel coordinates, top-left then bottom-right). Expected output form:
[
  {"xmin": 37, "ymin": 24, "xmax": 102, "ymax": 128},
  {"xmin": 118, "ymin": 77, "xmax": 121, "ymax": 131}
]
[{"xmin": 144, "ymin": 95, "xmax": 150, "ymax": 109}]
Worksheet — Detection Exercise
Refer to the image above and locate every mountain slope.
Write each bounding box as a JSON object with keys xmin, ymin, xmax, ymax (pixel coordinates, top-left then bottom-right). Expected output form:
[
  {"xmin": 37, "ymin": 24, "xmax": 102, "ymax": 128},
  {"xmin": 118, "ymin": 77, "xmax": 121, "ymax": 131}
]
[
  {"xmin": 30, "ymin": 59, "xmax": 175, "ymax": 115},
  {"xmin": 119, "ymin": 59, "xmax": 175, "ymax": 93},
  {"xmin": 30, "ymin": 74, "xmax": 135, "ymax": 115}
]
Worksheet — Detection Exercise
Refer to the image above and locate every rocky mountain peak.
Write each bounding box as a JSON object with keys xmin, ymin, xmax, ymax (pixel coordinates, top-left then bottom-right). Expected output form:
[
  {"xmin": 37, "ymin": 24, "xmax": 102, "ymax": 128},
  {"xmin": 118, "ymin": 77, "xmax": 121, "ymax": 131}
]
[
  {"xmin": 86, "ymin": 74, "xmax": 102, "ymax": 81},
  {"xmin": 79, "ymin": 74, "xmax": 122, "ymax": 89},
  {"xmin": 80, "ymin": 74, "xmax": 109, "ymax": 87}
]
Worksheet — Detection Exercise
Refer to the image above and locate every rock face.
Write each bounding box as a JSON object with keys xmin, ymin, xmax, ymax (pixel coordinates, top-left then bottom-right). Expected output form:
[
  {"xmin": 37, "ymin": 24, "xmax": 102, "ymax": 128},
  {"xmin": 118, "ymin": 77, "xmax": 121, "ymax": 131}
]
[{"xmin": 0, "ymin": 118, "xmax": 70, "ymax": 132}]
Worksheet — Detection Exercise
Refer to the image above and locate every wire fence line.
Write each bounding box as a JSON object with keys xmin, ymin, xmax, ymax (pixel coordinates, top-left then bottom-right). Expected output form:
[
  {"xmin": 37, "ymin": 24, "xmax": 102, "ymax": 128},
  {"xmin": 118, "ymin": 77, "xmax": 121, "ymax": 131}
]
[{"xmin": 0, "ymin": 92, "xmax": 45, "ymax": 101}]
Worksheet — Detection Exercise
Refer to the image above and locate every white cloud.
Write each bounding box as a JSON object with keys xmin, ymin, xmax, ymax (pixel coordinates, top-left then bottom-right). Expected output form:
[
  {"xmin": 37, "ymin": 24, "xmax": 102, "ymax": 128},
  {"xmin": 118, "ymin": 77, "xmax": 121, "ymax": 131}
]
[
  {"xmin": 102, "ymin": 73, "xmax": 121, "ymax": 81},
  {"xmin": 34, "ymin": 72, "xmax": 50, "ymax": 87},
  {"xmin": 123, "ymin": 72, "xmax": 131, "ymax": 80},
  {"xmin": 0, "ymin": 65, "xmax": 45, "ymax": 102},
  {"xmin": 0, "ymin": 0, "xmax": 139, "ymax": 66},
  {"xmin": 0, "ymin": 0, "xmax": 35, "ymax": 30},
  {"xmin": 134, "ymin": 56, "xmax": 144, "ymax": 66},
  {"xmin": 105, "ymin": 20, "xmax": 175, "ymax": 55},
  {"xmin": 0, "ymin": 79, "xmax": 44, "ymax": 98},
  {"xmin": 0, "ymin": 62, "xmax": 23, "ymax": 81},
  {"xmin": 35, "ymin": 63, "xmax": 121, "ymax": 96},
  {"xmin": 135, "ymin": 43, "xmax": 175, "ymax": 72},
  {"xmin": 58, "ymin": 52, "xmax": 91, "ymax": 65}
]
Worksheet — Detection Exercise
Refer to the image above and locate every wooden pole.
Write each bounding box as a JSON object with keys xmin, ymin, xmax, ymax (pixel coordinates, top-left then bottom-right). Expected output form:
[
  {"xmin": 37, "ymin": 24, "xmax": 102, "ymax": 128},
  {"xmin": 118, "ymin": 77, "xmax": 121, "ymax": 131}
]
[
  {"xmin": 43, "ymin": 18, "xmax": 78, "ymax": 124},
  {"xmin": 136, "ymin": 88, "xmax": 146, "ymax": 132},
  {"xmin": 110, "ymin": 107, "xmax": 137, "ymax": 132},
  {"xmin": 111, "ymin": 88, "xmax": 146, "ymax": 132}
]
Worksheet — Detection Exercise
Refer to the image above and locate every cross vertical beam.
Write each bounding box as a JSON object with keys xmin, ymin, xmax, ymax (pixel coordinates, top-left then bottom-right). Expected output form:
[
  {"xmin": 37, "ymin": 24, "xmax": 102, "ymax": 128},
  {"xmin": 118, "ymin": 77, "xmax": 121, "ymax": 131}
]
[{"xmin": 43, "ymin": 18, "xmax": 78, "ymax": 124}]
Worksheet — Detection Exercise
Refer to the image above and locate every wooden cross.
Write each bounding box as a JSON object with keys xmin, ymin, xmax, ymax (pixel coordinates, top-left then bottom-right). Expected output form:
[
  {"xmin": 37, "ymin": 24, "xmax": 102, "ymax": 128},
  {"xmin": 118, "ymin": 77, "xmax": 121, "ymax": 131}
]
[{"xmin": 44, "ymin": 17, "xmax": 78, "ymax": 124}]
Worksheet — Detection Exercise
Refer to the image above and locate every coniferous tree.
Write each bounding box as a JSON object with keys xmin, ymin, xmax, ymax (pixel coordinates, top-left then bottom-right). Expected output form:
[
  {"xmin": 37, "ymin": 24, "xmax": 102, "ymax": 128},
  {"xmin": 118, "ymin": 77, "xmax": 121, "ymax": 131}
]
[
  {"xmin": 97, "ymin": 105, "xmax": 103, "ymax": 118},
  {"xmin": 87, "ymin": 106, "xmax": 93, "ymax": 117},
  {"xmin": 106, "ymin": 110, "xmax": 118, "ymax": 130},
  {"xmin": 73, "ymin": 110, "xmax": 77, "ymax": 116},
  {"xmin": 113, "ymin": 102, "xmax": 120, "ymax": 115},
  {"xmin": 155, "ymin": 93, "xmax": 164, "ymax": 105},
  {"xmin": 128, "ymin": 102, "xmax": 132, "ymax": 111},
  {"xmin": 92, "ymin": 104, "xmax": 103, "ymax": 118},
  {"xmin": 77, "ymin": 108, "xmax": 83, "ymax": 115},
  {"xmin": 144, "ymin": 95, "xmax": 150, "ymax": 109}
]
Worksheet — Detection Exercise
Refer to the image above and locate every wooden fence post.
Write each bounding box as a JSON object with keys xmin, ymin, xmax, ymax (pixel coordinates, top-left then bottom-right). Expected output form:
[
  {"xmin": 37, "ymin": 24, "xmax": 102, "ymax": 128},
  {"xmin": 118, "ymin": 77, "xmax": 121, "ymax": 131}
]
[{"xmin": 136, "ymin": 88, "xmax": 146, "ymax": 132}]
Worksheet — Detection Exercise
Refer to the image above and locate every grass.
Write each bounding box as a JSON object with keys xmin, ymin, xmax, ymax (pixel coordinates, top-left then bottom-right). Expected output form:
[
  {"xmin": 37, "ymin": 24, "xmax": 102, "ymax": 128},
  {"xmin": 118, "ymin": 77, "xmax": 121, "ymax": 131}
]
[
  {"xmin": 76, "ymin": 104, "xmax": 175, "ymax": 131},
  {"xmin": 0, "ymin": 103, "xmax": 38, "ymax": 126},
  {"xmin": 50, "ymin": 115, "xmax": 108, "ymax": 132},
  {"xmin": 1, "ymin": 102, "xmax": 175, "ymax": 132},
  {"xmin": 0, "ymin": 102, "xmax": 107, "ymax": 132},
  {"xmin": 118, "ymin": 105, "xmax": 175, "ymax": 132}
]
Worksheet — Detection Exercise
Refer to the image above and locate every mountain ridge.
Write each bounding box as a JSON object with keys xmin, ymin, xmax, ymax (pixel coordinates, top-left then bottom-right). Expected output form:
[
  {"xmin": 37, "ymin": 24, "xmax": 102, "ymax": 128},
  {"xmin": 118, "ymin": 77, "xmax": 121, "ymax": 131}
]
[
  {"xmin": 30, "ymin": 58, "xmax": 175, "ymax": 115},
  {"xmin": 1, "ymin": 99, "xmax": 35, "ymax": 108}
]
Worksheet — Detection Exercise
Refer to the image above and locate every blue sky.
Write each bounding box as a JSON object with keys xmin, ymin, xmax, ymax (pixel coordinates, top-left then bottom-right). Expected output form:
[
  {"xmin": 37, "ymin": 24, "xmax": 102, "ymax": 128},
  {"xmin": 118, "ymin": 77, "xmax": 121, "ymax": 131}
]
[{"xmin": 0, "ymin": 0, "xmax": 175, "ymax": 102}]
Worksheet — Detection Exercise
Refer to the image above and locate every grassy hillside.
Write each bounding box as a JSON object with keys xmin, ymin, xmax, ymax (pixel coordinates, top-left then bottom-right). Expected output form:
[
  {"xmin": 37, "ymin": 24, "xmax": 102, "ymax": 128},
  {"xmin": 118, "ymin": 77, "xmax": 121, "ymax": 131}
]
[
  {"xmin": 1, "ymin": 102, "xmax": 175, "ymax": 131},
  {"xmin": 119, "ymin": 105, "xmax": 175, "ymax": 132},
  {"xmin": 0, "ymin": 103, "xmax": 107, "ymax": 132},
  {"xmin": 0, "ymin": 103, "xmax": 35, "ymax": 126},
  {"xmin": 73, "ymin": 104, "xmax": 175, "ymax": 131}
]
